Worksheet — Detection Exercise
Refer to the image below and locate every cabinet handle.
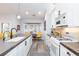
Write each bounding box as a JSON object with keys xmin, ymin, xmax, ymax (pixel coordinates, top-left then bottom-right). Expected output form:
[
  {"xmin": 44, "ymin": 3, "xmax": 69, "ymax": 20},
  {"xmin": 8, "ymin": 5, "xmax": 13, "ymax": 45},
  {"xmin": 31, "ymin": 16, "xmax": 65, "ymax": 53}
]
[
  {"xmin": 67, "ymin": 52, "xmax": 71, "ymax": 56},
  {"xmin": 25, "ymin": 41, "xmax": 27, "ymax": 46}
]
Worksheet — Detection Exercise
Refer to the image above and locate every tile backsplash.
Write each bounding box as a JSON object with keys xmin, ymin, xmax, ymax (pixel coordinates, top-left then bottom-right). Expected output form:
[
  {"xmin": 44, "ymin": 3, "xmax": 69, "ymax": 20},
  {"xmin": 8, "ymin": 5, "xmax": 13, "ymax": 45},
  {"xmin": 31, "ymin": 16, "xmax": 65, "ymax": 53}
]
[
  {"xmin": 52, "ymin": 27, "xmax": 79, "ymax": 41},
  {"xmin": 62, "ymin": 27, "xmax": 79, "ymax": 41}
]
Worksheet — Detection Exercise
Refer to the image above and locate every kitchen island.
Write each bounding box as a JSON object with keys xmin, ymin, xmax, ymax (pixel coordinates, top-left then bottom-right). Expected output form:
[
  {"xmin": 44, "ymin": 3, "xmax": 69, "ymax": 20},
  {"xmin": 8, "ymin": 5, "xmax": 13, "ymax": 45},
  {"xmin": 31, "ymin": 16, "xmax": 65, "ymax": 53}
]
[{"xmin": 0, "ymin": 35, "xmax": 32, "ymax": 56}]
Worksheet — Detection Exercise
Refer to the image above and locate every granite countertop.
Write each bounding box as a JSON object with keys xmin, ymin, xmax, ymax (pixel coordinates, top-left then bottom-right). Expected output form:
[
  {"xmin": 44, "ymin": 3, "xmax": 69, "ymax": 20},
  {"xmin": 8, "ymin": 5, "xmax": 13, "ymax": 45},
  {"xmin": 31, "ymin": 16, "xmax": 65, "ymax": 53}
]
[
  {"xmin": 0, "ymin": 35, "xmax": 31, "ymax": 56},
  {"xmin": 60, "ymin": 42, "xmax": 79, "ymax": 56}
]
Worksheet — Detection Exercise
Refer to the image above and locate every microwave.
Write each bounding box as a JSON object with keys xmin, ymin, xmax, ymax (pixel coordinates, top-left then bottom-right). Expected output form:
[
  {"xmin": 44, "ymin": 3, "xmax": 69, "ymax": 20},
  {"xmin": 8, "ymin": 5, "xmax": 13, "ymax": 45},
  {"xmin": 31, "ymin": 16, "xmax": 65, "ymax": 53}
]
[{"xmin": 56, "ymin": 20, "xmax": 60, "ymax": 24}]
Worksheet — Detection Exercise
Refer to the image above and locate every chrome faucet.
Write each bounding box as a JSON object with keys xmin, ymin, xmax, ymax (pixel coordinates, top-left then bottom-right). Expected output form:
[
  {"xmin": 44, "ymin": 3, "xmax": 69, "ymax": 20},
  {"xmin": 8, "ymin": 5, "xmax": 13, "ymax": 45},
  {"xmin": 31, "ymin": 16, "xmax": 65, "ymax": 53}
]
[{"xmin": 10, "ymin": 28, "xmax": 17, "ymax": 39}]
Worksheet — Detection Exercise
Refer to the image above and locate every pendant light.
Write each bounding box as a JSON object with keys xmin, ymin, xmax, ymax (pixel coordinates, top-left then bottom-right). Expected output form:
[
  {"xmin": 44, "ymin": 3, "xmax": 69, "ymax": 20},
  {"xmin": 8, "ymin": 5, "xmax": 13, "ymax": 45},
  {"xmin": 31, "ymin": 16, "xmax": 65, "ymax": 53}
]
[
  {"xmin": 58, "ymin": 10, "xmax": 60, "ymax": 15},
  {"xmin": 17, "ymin": 15, "xmax": 21, "ymax": 19},
  {"xmin": 17, "ymin": 3, "xmax": 21, "ymax": 19}
]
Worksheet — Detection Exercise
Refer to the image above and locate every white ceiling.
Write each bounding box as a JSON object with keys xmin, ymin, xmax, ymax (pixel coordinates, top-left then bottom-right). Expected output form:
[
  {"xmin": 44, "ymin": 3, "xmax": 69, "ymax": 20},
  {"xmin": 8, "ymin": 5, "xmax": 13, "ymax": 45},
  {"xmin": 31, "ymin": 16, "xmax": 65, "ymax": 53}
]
[{"xmin": 0, "ymin": 3, "xmax": 54, "ymax": 19}]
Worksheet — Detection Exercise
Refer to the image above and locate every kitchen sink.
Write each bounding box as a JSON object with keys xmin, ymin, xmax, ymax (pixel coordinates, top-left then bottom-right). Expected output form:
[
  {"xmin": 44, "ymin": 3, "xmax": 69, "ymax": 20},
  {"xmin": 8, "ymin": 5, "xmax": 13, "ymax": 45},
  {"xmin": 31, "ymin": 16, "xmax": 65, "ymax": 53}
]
[{"xmin": 6, "ymin": 37, "xmax": 24, "ymax": 42}]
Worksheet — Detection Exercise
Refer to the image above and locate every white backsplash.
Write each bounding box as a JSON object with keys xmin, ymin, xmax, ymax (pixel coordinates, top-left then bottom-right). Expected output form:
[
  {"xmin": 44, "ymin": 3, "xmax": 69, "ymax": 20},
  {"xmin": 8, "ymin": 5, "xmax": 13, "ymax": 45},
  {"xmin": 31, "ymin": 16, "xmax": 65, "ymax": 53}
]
[{"xmin": 62, "ymin": 28, "xmax": 79, "ymax": 41}]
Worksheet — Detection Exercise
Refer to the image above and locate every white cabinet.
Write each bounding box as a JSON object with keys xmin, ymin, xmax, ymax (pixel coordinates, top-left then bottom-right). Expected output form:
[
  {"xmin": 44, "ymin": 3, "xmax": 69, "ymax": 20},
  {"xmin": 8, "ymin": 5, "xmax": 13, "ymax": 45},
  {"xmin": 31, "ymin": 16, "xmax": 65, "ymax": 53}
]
[
  {"xmin": 56, "ymin": 4, "xmax": 79, "ymax": 27},
  {"xmin": 6, "ymin": 40, "xmax": 27, "ymax": 56},
  {"xmin": 16, "ymin": 40, "xmax": 27, "ymax": 56},
  {"xmin": 5, "ymin": 46, "xmax": 18, "ymax": 56},
  {"xmin": 49, "ymin": 37, "xmax": 59, "ymax": 56},
  {"xmin": 60, "ymin": 45, "xmax": 76, "ymax": 56},
  {"xmin": 54, "ymin": 8, "xmax": 67, "ymax": 27},
  {"xmin": 25, "ymin": 36, "xmax": 32, "ymax": 55},
  {"xmin": 17, "ymin": 35, "xmax": 32, "ymax": 56},
  {"xmin": 5, "ymin": 36, "xmax": 32, "ymax": 56}
]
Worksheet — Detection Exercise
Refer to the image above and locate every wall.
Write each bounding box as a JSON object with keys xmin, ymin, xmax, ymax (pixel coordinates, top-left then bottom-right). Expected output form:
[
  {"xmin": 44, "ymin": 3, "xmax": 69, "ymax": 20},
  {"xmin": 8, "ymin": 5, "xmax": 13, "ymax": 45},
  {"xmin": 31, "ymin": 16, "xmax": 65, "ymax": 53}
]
[
  {"xmin": 45, "ymin": 5, "xmax": 56, "ymax": 34},
  {"xmin": 62, "ymin": 27, "xmax": 79, "ymax": 41},
  {"xmin": 0, "ymin": 14, "xmax": 20, "ymax": 32},
  {"xmin": 43, "ymin": 5, "xmax": 56, "ymax": 41},
  {"xmin": 20, "ymin": 19, "xmax": 44, "ymax": 33}
]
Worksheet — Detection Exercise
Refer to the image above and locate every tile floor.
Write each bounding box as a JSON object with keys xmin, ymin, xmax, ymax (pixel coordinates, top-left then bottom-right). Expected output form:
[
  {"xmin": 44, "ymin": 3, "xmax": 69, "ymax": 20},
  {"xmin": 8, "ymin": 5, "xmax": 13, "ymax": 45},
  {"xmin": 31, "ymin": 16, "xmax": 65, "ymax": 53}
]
[{"xmin": 27, "ymin": 40, "xmax": 50, "ymax": 56}]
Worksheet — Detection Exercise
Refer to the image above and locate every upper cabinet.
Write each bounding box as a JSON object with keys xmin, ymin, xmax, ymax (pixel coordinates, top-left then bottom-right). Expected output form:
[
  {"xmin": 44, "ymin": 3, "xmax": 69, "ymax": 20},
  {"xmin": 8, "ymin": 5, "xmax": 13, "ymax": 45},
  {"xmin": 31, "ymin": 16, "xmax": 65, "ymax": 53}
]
[
  {"xmin": 54, "ymin": 9, "xmax": 67, "ymax": 27},
  {"xmin": 45, "ymin": 4, "xmax": 79, "ymax": 30},
  {"xmin": 55, "ymin": 4, "xmax": 79, "ymax": 27},
  {"xmin": 67, "ymin": 4, "xmax": 79, "ymax": 27}
]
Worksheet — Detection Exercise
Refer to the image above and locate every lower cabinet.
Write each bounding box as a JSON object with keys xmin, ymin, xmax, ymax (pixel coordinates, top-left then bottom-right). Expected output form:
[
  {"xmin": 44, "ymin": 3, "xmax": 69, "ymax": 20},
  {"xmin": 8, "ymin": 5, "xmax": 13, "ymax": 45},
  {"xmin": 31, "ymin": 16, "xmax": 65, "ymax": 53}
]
[
  {"xmin": 26, "ymin": 36, "xmax": 32, "ymax": 55},
  {"xmin": 16, "ymin": 40, "xmax": 27, "ymax": 56},
  {"xmin": 60, "ymin": 45, "xmax": 76, "ymax": 56},
  {"xmin": 5, "ymin": 36, "xmax": 32, "ymax": 56},
  {"xmin": 5, "ymin": 46, "xmax": 18, "ymax": 56}
]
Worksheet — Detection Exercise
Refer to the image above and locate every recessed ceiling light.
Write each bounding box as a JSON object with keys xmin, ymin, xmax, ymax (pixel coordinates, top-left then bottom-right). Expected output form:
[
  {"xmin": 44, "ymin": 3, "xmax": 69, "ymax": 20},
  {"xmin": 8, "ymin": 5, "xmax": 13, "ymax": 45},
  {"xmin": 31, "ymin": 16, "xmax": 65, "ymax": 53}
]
[
  {"xmin": 38, "ymin": 11, "xmax": 42, "ymax": 15},
  {"xmin": 17, "ymin": 15, "xmax": 21, "ymax": 19},
  {"xmin": 25, "ymin": 11, "xmax": 29, "ymax": 15}
]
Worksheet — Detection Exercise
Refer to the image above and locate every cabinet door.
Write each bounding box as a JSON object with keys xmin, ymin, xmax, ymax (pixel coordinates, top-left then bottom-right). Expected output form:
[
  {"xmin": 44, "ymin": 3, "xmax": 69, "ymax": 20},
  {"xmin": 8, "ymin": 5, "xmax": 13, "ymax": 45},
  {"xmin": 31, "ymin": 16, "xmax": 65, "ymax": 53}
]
[
  {"xmin": 56, "ymin": 4, "xmax": 79, "ymax": 27},
  {"xmin": 25, "ymin": 36, "xmax": 32, "ymax": 55},
  {"xmin": 28, "ymin": 36, "xmax": 32, "ymax": 47},
  {"xmin": 5, "ymin": 47, "xmax": 18, "ymax": 56},
  {"xmin": 16, "ymin": 36, "xmax": 32, "ymax": 56},
  {"xmin": 60, "ymin": 45, "xmax": 68, "ymax": 56},
  {"xmin": 6, "ymin": 40, "xmax": 27, "ymax": 56},
  {"xmin": 60, "ymin": 45, "xmax": 76, "ymax": 56},
  {"xmin": 17, "ymin": 40, "xmax": 27, "ymax": 56}
]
